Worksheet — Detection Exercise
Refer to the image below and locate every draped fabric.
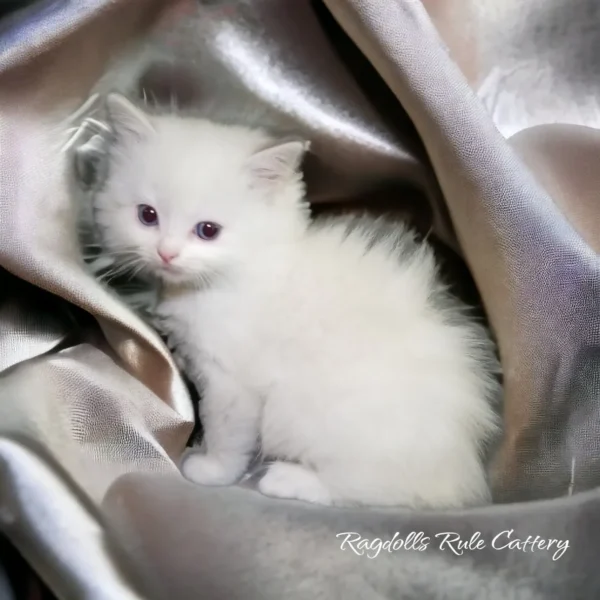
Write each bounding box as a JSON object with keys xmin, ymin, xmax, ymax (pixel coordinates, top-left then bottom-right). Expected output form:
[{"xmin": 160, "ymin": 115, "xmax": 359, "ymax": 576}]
[{"xmin": 1, "ymin": 1, "xmax": 599, "ymax": 598}]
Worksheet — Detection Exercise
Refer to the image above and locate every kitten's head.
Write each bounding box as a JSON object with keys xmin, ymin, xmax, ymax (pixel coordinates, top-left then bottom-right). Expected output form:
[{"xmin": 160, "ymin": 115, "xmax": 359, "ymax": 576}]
[{"xmin": 94, "ymin": 93, "xmax": 309, "ymax": 286}]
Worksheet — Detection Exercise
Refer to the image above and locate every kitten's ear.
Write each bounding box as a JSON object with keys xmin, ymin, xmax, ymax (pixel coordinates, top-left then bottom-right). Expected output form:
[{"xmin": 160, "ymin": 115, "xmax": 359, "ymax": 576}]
[
  {"xmin": 106, "ymin": 93, "xmax": 154, "ymax": 141},
  {"xmin": 246, "ymin": 140, "xmax": 309, "ymax": 187}
]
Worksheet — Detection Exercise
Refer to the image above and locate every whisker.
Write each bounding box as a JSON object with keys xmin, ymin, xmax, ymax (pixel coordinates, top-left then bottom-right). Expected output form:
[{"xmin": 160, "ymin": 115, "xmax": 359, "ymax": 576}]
[
  {"xmin": 60, "ymin": 94, "xmax": 100, "ymax": 127},
  {"xmin": 83, "ymin": 249, "xmax": 142, "ymax": 261},
  {"xmin": 98, "ymin": 257, "xmax": 143, "ymax": 281},
  {"xmin": 84, "ymin": 118, "xmax": 111, "ymax": 134},
  {"xmin": 60, "ymin": 126, "xmax": 89, "ymax": 153},
  {"xmin": 63, "ymin": 126, "xmax": 82, "ymax": 136}
]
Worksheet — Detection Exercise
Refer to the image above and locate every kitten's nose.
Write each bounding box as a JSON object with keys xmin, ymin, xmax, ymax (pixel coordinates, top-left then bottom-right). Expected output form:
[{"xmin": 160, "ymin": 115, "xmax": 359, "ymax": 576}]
[{"xmin": 158, "ymin": 249, "xmax": 179, "ymax": 264}]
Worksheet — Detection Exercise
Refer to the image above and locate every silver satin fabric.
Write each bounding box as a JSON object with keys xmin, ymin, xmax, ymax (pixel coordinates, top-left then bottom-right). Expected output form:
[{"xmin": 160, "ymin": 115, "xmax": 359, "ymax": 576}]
[{"xmin": 1, "ymin": 0, "xmax": 600, "ymax": 598}]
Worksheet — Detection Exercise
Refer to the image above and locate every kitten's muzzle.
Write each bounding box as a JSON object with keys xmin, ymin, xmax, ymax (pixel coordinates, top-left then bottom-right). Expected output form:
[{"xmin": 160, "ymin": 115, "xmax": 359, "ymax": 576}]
[{"xmin": 158, "ymin": 249, "xmax": 179, "ymax": 264}]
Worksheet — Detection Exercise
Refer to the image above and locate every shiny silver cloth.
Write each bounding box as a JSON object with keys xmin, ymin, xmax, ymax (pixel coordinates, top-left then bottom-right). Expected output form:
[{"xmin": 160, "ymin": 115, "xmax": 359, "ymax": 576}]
[{"xmin": 1, "ymin": 0, "xmax": 600, "ymax": 598}]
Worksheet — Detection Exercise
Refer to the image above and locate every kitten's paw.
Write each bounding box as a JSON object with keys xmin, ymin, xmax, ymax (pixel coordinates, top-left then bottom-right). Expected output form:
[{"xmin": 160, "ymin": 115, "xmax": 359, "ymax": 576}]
[
  {"xmin": 181, "ymin": 452, "xmax": 243, "ymax": 486},
  {"xmin": 259, "ymin": 462, "xmax": 332, "ymax": 505}
]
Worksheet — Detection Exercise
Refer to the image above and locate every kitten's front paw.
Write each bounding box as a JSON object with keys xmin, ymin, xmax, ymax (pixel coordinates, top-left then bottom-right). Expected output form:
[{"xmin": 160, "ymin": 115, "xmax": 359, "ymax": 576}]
[
  {"xmin": 181, "ymin": 452, "xmax": 242, "ymax": 486},
  {"xmin": 259, "ymin": 462, "xmax": 332, "ymax": 505}
]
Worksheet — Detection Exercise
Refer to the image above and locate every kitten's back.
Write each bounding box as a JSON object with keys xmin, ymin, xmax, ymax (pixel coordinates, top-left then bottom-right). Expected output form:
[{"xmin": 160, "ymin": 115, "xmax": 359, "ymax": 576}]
[{"xmin": 211, "ymin": 215, "xmax": 501, "ymax": 507}]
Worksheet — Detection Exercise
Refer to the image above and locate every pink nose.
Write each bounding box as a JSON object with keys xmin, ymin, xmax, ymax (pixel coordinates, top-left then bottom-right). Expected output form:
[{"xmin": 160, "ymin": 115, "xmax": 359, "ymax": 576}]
[{"xmin": 158, "ymin": 249, "xmax": 178, "ymax": 264}]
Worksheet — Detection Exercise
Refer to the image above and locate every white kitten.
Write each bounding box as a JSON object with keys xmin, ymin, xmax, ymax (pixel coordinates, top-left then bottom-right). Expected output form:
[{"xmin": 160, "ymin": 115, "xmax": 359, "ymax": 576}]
[{"xmin": 94, "ymin": 93, "xmax": 501, "ymax": 508}]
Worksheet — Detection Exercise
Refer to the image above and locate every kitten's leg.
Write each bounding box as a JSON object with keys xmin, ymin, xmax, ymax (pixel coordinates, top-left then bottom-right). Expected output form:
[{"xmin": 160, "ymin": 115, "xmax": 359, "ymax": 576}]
[
  {"xmin": 259, "ymin": 462, "xmax": 332, "ymax": 505},
  {"xmin": 182, "ymin": 368, "xmax": 260, "ymax": 487}
]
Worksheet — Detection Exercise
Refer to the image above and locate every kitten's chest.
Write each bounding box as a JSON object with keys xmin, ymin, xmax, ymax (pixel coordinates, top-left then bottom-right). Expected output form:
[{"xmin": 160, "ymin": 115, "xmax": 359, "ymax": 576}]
[{"xmin": 158, "ymin": 286, "xmax": 274, "ymax": 379}]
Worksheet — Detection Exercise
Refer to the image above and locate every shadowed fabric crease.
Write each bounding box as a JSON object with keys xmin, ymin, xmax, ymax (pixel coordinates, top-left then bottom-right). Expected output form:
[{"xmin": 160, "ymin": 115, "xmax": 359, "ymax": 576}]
[{"xmin": 1, "ymin": 0, "xmax": 600, "ymax": 598}]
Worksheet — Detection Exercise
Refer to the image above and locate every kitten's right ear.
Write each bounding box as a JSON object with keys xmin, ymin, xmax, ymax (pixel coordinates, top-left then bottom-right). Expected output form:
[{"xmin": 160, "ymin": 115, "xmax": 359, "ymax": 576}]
[{"xmin": 105, "ymin": 93, "xmax": 154, "ymax": 141}]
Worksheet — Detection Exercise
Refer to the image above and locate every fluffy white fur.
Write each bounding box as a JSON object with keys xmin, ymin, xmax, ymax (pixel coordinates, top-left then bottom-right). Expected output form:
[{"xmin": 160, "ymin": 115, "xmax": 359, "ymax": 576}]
[{"xmin": 94, "ymin": 93, "xmax": 500, "ymax": 508}]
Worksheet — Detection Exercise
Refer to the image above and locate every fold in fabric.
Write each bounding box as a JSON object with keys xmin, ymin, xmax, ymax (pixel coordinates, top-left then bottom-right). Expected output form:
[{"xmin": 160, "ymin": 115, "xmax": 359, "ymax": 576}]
[
  {"xmin": 324, "ymin": 0, "xmax": 600, "ymax": 503},
  {"xmin": 102, "ymin": 472, "xmax": 600, "ymax": 600},
  {"xmin": 0, "ymin": 440, "xmax": 150, "ymax": 599}
]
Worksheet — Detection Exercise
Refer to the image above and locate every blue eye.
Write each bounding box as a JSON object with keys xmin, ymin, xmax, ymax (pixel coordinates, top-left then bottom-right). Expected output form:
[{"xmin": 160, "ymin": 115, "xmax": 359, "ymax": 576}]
[
  {"xmin": 195, "ymin": 221, "xmax": 221, "ymax": 240},
  {"xmin": 138, "ymin": 204, "xmax": 159, "ymax": 226}
]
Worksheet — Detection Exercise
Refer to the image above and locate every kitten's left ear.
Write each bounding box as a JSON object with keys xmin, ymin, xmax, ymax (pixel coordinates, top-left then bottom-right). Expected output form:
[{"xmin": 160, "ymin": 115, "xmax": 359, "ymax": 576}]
[
  {"xmin": 106, "ymin": 93, "xmax": 155, "ymax": 141},
  {"xmin": 246, "ymin": 140, "xmax": 310, "ymax": 187}
]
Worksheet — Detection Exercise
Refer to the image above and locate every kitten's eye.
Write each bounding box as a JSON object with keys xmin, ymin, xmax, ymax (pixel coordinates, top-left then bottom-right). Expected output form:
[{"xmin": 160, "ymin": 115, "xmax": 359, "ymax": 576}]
[
  {"xmin": 195, "ymin": 221, "xmax": 221, "ymax": 240},
  {"xmin": 138, "ymin": 204, "xmax": 159, "ymax": 226}
]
